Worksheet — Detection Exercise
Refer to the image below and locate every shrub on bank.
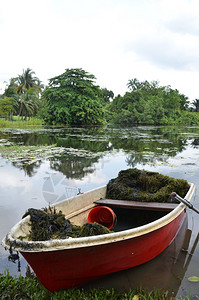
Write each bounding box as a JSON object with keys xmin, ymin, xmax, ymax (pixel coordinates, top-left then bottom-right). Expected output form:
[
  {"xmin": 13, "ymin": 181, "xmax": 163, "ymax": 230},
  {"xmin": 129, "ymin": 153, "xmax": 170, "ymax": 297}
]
[{"xmin": 0, "ymin": 271, "xmax": 174, "ymax": 300}]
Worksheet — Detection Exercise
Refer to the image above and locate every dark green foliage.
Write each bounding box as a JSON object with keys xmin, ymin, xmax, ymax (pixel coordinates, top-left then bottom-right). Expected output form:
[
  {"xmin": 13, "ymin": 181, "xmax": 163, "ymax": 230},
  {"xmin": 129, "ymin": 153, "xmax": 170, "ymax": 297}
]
[
  {"xmin": 1, "ymin": 79, "xmax": 19, "ymax": 119},
  {"xmin": 106, "ymin": 168, "xmax": 190, "ymax": 203},
  {"xmin": 23, "ymin": 207, "xmax": 112, "ymax": 241},
  {"xmin": 0, "ymin": 97, "xmax": 17, "ymax": 119},
  {"xmin": 0, "ymin": 271, "xmax": 172, "ymax": 299},
  {"xmin": 78, "ymin": 222, "xmax": 111, "ymax": 237},
  {"xmin": 4, "ymin": 83, "xmax": 18, "ymax": 100},
  {"xmin": 191, "ymin": 98, "xmax": 199, "ymax": 112},
  {"xmin": 23, "ymin": 208, "xmax": 73, "ymax": 241},
  {"xmin": 42, "ymin": 68, "xmax": 105, "ymax": 125},
  {"xmin": 109, "ymin": 78, "xmax": 193, "ymax": 125},
  {"xmin": 101, "ymin": 88, "xmax": 114, "ymax": 103}
]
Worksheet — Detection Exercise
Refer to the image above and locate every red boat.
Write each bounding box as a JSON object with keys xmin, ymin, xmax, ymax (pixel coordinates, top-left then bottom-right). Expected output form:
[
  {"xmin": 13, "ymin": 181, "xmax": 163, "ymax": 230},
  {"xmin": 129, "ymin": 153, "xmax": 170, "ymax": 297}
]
[{"xmin": 2, "ymin": 183, "xmax": 195, "ymax": 292}]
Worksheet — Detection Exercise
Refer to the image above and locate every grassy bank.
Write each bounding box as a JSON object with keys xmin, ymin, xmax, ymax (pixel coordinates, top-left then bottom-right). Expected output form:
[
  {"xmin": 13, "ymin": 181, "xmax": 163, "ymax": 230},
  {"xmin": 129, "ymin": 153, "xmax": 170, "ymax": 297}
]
[
  {"xmin": 0, "ymin": 271, "xmax": 179, "ymax": 300},
  {"xmin": 0, "ymin": 117, "xmax": 43, "ymax": 128}
]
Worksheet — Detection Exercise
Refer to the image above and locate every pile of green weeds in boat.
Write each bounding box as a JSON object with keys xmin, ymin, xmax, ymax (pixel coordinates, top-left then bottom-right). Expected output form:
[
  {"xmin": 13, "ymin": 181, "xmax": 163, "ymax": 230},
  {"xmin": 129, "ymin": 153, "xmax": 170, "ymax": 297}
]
[
  {"xmin": 22, "ymin": 207, "xmax": 111, "ymax": 241},
  {"xmin": 106, "ymin": 168, "xmax": 190, "ymax": 203}
]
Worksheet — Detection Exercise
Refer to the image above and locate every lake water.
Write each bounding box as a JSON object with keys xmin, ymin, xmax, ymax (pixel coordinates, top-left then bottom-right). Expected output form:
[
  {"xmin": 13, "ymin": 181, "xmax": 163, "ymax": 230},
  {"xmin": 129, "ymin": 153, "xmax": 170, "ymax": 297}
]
[{"xmin": 0, "ymin": 125, "xmax": 199, "ymax": 298}]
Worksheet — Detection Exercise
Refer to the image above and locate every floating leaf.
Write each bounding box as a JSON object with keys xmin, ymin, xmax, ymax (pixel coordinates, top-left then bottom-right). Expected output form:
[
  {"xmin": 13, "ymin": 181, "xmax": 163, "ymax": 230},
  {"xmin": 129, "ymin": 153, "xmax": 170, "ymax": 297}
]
[
  {"xmin": 188, "ymin": 172, "xmax": 195, "ymax": 176},
  {"xmin": 188, "ymin": 276, "xmax": 199, "ymax": 282},
  {"xmin": 169, "ymin": 164, "xmax": 178, "ymax": 167}
]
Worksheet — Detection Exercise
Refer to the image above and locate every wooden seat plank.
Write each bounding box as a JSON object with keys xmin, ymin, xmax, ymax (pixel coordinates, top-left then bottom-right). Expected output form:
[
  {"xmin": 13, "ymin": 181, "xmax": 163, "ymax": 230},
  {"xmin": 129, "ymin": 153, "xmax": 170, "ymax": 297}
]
[{"xmin": 94, "ymin": 198, "xmax": 178, "ymax": 212}]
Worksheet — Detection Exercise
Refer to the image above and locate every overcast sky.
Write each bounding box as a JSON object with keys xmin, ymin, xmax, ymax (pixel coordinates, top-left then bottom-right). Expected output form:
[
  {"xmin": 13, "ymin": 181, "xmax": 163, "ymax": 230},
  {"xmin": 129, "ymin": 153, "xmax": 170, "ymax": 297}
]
[{"xmin": 1, "ymin": 0, "xmax": 199, "ymax": 102}]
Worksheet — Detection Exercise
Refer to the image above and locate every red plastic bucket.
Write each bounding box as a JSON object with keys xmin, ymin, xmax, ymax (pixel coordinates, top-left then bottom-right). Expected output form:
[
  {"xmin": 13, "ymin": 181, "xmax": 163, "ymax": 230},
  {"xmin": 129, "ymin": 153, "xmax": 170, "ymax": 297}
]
[{"xmin": 88, "ymin": 206, "xmax": 116, "ymax": 229}]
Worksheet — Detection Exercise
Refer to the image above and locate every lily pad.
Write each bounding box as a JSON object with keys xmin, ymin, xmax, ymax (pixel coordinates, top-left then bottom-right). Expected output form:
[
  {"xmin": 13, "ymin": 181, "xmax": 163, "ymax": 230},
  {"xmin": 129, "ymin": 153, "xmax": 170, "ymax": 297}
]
[
  {"xmin": 0, "ymin": 144, "xmax": 106, "ymax": 166},
  {"xmin": 188, "ymin": 276, "xmax": 199, "ymax": 282}
]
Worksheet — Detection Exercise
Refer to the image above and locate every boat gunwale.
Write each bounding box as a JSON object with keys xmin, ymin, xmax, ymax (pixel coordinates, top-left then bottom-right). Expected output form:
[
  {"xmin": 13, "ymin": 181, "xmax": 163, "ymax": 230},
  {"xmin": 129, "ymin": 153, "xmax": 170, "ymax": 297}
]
[{"xmin": 2, "ymin": 183, "xmax": 195, "ymax": 252}]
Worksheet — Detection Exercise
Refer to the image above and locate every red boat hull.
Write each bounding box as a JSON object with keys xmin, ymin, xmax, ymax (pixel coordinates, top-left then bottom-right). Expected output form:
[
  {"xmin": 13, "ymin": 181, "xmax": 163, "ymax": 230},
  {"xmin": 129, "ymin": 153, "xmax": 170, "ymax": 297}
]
[{"xmin": 21, "ymin": 210, "xmax": 185, "ymax": 292}]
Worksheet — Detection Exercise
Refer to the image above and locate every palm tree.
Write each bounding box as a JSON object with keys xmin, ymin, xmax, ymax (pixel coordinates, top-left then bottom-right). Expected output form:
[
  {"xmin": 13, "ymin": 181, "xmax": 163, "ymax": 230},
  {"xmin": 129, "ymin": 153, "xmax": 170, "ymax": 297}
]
[
  {"xmin": 127, "ymin": 78, "xmax": 141, "ymax": 91},
  {"xmin": 15, "ymin": 68, "xmax": 43, "ymax": 118},
  {"xmin": 16, "ymin": 68, "xmax": 39, "ymax": 93},
  {"xmin": 192, "ymin": 99, "xmax": 199, "ymax": 112},
  {"xmin": 35, "ymin": 79, "xmax": 44, "ymax": 97},
  {"xmin": 18, "ymin": 88, "xmax": 40, "ymax": 120}
]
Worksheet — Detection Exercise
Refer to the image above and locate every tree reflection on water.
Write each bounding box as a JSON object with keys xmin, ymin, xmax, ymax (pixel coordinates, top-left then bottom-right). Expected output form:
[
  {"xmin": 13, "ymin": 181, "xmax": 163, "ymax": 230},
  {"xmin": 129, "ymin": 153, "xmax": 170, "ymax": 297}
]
[{"xmin": 1, "ymin": 125, "xmax": 198, "ymax": 178}]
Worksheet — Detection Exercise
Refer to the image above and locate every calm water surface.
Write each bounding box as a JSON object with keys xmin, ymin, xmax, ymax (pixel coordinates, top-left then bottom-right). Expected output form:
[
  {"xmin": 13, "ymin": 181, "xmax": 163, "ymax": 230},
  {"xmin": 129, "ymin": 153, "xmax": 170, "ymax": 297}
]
[{"xmin": 0, "ymin": 125, "xmax": 199, "ymax": 298}]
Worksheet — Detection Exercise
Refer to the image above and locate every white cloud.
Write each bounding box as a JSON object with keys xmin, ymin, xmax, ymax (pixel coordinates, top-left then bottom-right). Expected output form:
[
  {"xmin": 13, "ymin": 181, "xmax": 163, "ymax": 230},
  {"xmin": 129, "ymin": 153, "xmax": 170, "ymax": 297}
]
[{"xmin": 1, "ymin": 0, "xmax": 199, "ymax": 100}]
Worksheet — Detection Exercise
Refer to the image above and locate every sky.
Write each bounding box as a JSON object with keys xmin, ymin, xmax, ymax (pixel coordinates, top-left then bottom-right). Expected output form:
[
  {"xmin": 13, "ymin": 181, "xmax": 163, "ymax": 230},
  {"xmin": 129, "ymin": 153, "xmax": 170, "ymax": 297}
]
[{"xmin": 1, "ymin": 0, "xmax": 199, "ymax": 102}]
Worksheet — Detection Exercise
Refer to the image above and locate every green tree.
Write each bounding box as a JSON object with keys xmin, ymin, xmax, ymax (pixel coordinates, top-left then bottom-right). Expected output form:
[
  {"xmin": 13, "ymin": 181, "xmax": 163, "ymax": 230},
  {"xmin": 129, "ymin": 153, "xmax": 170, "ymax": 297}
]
[
  {"xmin": 179, "ymin": 93, "xmax": 189, "ymax": 110},
  {"xmin": 108, "ymin": 78, "xmax": 192, "ymax": 125},
  {"xmin": 16, "ymin": 68, "xmax": 40, "ymax": 93},
  {"xmin": 4, "ymin": 68, "xmax": 44, "ymax": 119},
  {"xmin": 101, "ymin": 88, "xmax": 114, "ymax": 103},
  {"xmin": 0, "ymin": 97, "xmax": 17, "ymax": 119},
  {"xmin": 127, "ymin": 78, "xmax": 142, "ymax": 91},
  {"xmin": 191, "ymin": 99, "xmax": 199, "ymax": 112},
  {"xmin": 42, "ymin": 68, "xmax": 105, "ymax": 125},
  {"xmin": 4, "ymin": 78, "xmax": 18, "ymax": 99},
  {"xmin": 16, "ymin": 68, "xmax": 41, "ymax": 118},
  {"xmin": 18, "ymin": 88, "xmax": 40, "ymax": 120},
  {"xmin": 127, "ymin": 78, "xmax": 159, "ymax": 93}
]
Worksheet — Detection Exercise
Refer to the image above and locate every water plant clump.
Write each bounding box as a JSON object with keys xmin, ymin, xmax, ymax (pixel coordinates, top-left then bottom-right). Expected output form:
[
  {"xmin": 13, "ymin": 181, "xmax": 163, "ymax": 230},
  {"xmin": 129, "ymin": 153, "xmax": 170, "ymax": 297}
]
[
  {"xmin": 22, "ymin": 207, "xmax": 112, "ymax": 241},
  {"xmin": 106, "ymin": 168, "xmax": 190, "ymax": 203},
  {"xmin": 78, "ymin": 222, "xmax": 111, "ymax": 237}
]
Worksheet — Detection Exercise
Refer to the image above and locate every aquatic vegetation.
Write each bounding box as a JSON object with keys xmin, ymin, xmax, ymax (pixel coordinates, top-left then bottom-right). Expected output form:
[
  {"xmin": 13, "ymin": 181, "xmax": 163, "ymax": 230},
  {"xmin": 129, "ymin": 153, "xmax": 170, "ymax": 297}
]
[
  {"xmin": 78, "ymin": 222, "xmax": 111, "ymax": 237},
  {"xmin": 188, "ymin": 276, "xmax": 199, "ymax": 282},
  {"xmin": 0, "ymin": 145, "xmax": 65, "ymax": 165},
  {"xmin": 0, "ymin": 139, "xmax": 14, "ymax": 146},
  {"xmin": 106, "ymin": 168, "xmax": 190, "ymax": 203},
  {"xmin": 22, "ymin": 207, "xmax": 112, "ymax": 241},
  {"xmin": 0, "ymin": 144, "xmax": 103, "ymax": 166}
]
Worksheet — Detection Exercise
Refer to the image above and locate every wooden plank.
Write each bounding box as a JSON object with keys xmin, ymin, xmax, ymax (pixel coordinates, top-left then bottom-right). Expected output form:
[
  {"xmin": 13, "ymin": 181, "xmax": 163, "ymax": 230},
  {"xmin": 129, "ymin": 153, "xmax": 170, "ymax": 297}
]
[{"xmin": 94, "ymin": 198, "xmax": 178, "ymax": 212}]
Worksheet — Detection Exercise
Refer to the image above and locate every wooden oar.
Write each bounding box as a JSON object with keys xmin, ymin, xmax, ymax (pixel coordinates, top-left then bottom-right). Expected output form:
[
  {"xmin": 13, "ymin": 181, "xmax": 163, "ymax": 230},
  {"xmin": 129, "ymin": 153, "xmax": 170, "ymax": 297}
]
[{"xmin": 171, "ymin": 192, "xmax": 199, "ymax": 214}]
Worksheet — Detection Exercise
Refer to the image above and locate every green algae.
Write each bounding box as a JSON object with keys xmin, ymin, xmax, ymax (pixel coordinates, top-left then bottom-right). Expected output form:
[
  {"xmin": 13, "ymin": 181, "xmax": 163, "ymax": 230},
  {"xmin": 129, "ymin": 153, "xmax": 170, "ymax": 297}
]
[
  {"xmin": 22, "ymin": 207, "xmax": 112, "ymax": 241},
  {"xmin": 106, "ymin": 168, "xmax": 190, "ymax": 203}
]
